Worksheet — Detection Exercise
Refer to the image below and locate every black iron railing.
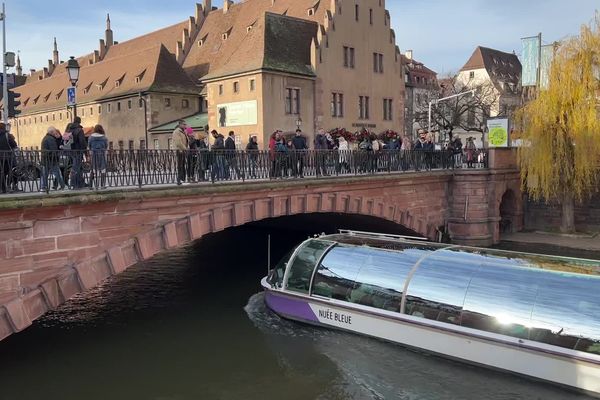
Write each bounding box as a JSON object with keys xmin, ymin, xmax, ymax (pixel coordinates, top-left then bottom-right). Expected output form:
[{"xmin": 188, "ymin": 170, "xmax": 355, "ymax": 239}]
[{"xmin": 0, "ymin": 149, "xmax": 488, "ymax": 194}]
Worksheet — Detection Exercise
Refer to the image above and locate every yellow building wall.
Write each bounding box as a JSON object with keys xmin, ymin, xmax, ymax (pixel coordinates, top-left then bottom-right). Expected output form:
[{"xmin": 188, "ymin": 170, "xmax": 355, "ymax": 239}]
[{"xmin": 314, "ymin": 0, "xmax": 405, "ymax": 134}]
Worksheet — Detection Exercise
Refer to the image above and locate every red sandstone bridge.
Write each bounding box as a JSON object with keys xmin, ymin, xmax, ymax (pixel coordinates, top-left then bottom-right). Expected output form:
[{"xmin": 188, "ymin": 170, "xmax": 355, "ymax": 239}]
[{"xmin": 0, "ymin": 149, "xmax": 522, "ymax": 342}]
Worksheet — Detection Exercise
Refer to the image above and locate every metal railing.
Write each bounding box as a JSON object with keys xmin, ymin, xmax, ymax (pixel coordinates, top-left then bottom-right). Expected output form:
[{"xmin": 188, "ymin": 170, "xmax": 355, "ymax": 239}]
[{"xmin": 0, "ymin": 149, "xmax": 488, "ymax": 194}]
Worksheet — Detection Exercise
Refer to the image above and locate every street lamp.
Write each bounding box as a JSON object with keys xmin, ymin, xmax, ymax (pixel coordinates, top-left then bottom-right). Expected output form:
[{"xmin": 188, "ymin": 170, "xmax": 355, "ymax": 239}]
[
  {"xmin": 66, "ymin": 56, "xmax": 80, "ymax": 86},
  {"xmin": 66, "ymin": 56, "xmax": 80, "ymax": 119},
  {"xmin": 295, "ymin": 117, "xmax": 302, "ymax": 130}
]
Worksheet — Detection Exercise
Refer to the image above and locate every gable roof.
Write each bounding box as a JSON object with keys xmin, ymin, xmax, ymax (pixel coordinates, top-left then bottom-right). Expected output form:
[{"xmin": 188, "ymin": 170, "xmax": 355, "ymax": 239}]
[
  {"xmin": 16, "ymin": 44, "xmax": 197, "ymax": 115},
  {"xmin": 461, "ymin": 46, "xmax": 522, "ymax": 89},
  {"xmin": 183, "ymin": 0, "xmax": 327, "ymax": 82}
]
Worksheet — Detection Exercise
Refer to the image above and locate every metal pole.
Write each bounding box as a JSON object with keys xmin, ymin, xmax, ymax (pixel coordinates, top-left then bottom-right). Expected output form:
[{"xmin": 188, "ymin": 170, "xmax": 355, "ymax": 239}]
[
  {"xmin": 2, "ymin": 3, "xmax": 8, "ymax": 125},
  {"xmin": 267, "ymin": 234, "xmax": 271, "ymax": 275},
  {"xmin": 428, "ymin": 101, "xmax": 432, "ymax": 134}
]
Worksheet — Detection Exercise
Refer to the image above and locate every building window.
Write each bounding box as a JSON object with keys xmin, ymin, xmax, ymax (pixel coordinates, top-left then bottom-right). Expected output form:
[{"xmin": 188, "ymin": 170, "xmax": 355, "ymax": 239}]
[
  {"xmin": 139, "ymin": 140, "xmax": 146, "ymax": 150},
  {"xmin": 218, "ymin": 84, "xmax": 224, "ymax": 95},
  {"xmin": 90, "ymin": 107, "xmax": 94, "ymax": 116},
  {"xmin": 369, "ymin": 8, "xmax": 373, "ymax": 25},
  {"xmin": 285, "ymin": 88, "xmax": 300, "ymax": 115},
  {"xmin": 139, "ymin": 98, "xmax": 144, "ymax": 108},
  {"xmin": 109, "ymin": 141, "xmax": 114, "ymax": 150},
  {"xmin": 107, "ymin": 103, "xmax": 112, "ymax": 113},
  {"xmin": 98, "ymin": 105, "xmax": 102, "ymax": 114},
  {"xmin": 127, "ymin": 100, "xmax": 132, "ymax": 110},
  {"xmin": 118, "ymin": 140, "xmax": 124, "ymax": 150},
  {"xmin": 233, "ymin": 81, "xmax": 240, "ymax": 93},
  {"xmin": 249, "ymin": 79, "xmax": 256, "ymax": 91},
  {"xmin": 343, "ymin": 46, "xmax": 355, "ymax": 68},
  {"xmin": 117, "ymin": 102, "xmax": 121, "ymax": 112},
  {"xmin": 182, "ymin": 99, "xmax": 190, "ymax": 109},
  {"xmin": 164, "ymin": 97, "xmax": 171, "ymax": 108},
  {"xmin": 469, "ymin": 71, "xmax": 475, "ymax": 79},
  {"xmin": 359, "ymin": 96, "xmax": 370, "ymax": 119},
  {"xmin": 331, "ymin": 92, "xmax": 344, "ymax": 117},
  {"xmin": 167, "ymin": 138, "xmax": 173, "ymax": 150},
  {"xmin": 383, "ymin": 98, "xmax": 393, "ymax": 121},
  {"xmin": 355, "ymin": 4, "xmax": 359, "ymax": 21},
  {"xmin": 128, "ymin": 140, "xmax": 134, "ymax": 150},
  {"xmin": 373, "ymin": 53, "xmax": 384, "ymax": 73},
  {"xmin": 59, "ymin": 113, "xmax": 63, "ymax": 121},
  {"xmin": 154, "ymin": 139, "xmax": 160, "ymax": 150}
]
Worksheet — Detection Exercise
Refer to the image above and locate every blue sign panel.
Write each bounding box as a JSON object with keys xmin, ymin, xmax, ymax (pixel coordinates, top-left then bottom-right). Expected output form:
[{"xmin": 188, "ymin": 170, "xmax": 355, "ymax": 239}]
[{"xmin": 67, "ymin": 86, "xmax": 76, "ymax": 106}]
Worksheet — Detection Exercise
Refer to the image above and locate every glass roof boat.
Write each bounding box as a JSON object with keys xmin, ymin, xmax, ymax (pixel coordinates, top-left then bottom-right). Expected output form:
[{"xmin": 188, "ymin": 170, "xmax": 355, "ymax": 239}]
[{"xmin": 262, "ymin": 230, "xmax": 600, "ymax": 396}]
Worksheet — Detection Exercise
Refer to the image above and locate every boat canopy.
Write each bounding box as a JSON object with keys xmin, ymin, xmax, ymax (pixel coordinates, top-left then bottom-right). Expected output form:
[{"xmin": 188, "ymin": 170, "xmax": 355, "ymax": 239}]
[{"xmin": 270, "ymin": 232, "xmax": 600, "ymax": 357}]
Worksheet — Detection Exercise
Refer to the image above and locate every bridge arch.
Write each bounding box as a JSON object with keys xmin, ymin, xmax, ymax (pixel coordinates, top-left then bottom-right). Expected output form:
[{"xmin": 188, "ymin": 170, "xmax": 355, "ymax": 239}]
[{"xmin": 0, "ymin": 193, "xmax": 430, "ymax": 340}]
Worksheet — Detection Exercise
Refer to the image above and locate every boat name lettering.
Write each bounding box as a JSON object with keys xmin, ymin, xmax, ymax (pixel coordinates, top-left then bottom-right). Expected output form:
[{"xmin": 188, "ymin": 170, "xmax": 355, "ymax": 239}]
[{"xmin": 318, "ymin": 309, "xmax": 352, "ymax": 325}]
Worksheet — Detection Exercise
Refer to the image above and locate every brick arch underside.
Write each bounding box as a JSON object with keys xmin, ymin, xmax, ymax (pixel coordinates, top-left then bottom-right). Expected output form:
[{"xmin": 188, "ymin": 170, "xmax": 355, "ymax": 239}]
[{"xmin": 0, "ymin": 193, "xmax": 437, "ymax": 340}]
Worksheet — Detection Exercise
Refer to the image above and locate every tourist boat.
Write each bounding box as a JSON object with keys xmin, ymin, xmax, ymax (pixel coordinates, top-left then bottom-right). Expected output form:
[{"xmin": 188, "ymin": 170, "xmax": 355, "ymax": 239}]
[{"xmin": 262, "ymin": 230, "xmax": 600, "ymax": 396}]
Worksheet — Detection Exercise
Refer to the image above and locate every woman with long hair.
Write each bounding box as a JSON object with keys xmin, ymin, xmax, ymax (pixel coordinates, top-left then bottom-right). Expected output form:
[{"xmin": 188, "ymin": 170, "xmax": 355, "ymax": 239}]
[{"xmin": 88, "ymin": 124, "xmax": 108, "ymax": 189}]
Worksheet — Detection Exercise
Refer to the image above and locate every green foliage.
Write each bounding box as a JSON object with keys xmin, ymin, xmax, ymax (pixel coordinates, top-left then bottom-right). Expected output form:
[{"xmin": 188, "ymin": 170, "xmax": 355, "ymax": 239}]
[{"xmin": 517, "ymin": 14, "xmax": 600, "ymax": 203}]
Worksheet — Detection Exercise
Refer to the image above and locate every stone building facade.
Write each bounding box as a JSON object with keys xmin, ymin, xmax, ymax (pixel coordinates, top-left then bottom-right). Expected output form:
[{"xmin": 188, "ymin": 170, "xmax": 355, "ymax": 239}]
[
  {"xmin": 402, "ymin": 51, "xmax": 438, "ymax": 139},
  {"xmin": 11, "ymin": 0, "xmax": 405, "ymax": 149}
]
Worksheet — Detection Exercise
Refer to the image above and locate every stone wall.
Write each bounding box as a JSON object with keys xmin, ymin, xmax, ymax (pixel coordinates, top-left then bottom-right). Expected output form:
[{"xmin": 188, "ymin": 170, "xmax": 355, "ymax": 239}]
[{"xmin": 525, "ymin": 193, "xmax": 600, "ymax": 232}]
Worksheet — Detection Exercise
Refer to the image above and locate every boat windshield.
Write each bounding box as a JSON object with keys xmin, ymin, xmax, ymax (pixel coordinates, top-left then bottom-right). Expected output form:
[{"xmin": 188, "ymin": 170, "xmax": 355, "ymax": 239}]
[
  {"xmin": 267, "ymin": 249, "xmax": 294, "ymax": 288},
  {"xmin": 285, "ymin": 239, "xmax": 333, "ymax": 294}
]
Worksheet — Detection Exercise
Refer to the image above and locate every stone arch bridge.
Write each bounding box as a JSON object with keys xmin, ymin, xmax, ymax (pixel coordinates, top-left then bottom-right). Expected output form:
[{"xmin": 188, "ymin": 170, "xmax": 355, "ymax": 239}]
[{"xmin": 0, "ymin": 149, "xmax": 521, "ymax": 341}]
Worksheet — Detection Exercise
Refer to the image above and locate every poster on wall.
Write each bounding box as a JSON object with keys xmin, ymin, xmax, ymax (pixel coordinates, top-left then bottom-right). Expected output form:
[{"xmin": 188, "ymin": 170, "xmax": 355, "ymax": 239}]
[
  {"xmin": 487, "ymin": 118, "xmax": 510, "ymax": 148},
  {"xmin": 217, "ymin": 100, "xmax": 258, "ymax": 127}
]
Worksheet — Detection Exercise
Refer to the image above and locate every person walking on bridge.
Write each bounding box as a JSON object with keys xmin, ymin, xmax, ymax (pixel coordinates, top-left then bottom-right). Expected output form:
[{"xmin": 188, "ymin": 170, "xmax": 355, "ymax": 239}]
[
  {"xmin": 172, "ymin": 120, "xmax": 189, "ymax": 185},
  {"xmin": 69, "ymin": 117, "xmax": 87, "ymax": 189},
  {"xmin": 0, "ymin": 123, "xmax": 17, "ymax": 194}
]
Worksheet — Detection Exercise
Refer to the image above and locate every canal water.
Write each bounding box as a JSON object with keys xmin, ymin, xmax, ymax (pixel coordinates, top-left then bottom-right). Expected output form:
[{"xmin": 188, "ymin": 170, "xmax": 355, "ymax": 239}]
[{"xmin": 0, "ymin": 215, "xmax": 596, "ymax": 400}]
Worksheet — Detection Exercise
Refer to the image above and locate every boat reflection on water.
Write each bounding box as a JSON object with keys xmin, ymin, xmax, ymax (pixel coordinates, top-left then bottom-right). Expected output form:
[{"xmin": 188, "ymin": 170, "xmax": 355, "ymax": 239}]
[{"xmin": 261, "ymin": 230, "xmax": 600, "ymax": 397}]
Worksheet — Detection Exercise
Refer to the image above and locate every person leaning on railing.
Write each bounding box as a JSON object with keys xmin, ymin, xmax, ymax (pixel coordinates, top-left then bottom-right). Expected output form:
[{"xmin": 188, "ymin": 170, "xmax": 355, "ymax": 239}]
[
  {"xmin": 40, "ymin": 127, "xmax": 66, "ymax": 192},
  {"xmin": 0, "ymin": 123, "xmax": 17, "ymax": 194}
]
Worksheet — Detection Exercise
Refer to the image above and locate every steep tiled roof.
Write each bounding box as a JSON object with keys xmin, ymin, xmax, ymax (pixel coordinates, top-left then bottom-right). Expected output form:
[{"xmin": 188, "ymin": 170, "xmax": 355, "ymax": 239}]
[
  {"xmin": 201, "ymin": 12, "xmax": 317, "ymax": 80},
  {"xmin": 183, "ymin": 0, "xmax": 328, "ymax": 82},
  {"xmin": 461, "ymin": 46, "xmax": 522, "ymax": 90},
  {"xmin": 17, "ymin": 45, "xmax": 196, "ymax": 114}
]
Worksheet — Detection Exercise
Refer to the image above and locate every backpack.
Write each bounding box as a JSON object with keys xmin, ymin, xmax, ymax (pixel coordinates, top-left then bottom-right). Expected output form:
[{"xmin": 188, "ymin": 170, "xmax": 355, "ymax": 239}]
[
  {"xmin": 62, "ymin": 133, "xmax": 73, "ymax": 150},
  {"xmin": 359, "ymin": 140, "xmax": 372, "ymax": 151}
]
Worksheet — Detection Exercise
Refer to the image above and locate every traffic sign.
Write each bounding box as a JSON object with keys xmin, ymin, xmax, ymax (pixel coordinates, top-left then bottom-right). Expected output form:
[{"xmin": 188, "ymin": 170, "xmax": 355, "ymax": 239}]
[{"xmin": 67, "ymin": 86, "xmax": 76, "ymax": 106}]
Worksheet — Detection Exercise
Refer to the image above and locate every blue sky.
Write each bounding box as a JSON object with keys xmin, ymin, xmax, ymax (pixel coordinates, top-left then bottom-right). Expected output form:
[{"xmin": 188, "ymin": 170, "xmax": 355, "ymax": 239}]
[{"xmin": 8, "ymin": 0, "xmax": 598, "ymax": 76}]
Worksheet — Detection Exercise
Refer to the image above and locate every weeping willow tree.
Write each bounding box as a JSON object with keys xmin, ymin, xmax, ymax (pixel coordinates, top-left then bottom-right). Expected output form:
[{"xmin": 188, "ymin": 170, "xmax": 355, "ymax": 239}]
[{"xmin": 517, "ymin": 15, "xmax": 600, "ymax": 233}]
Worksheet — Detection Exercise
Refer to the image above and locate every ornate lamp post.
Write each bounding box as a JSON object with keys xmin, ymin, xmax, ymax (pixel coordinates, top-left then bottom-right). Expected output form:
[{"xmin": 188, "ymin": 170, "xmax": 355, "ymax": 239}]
[
  {"xmin": 295, "ymin": 117, "xmax": 302, "ymax": 130},
  {"xmin": 66, "ymin": 56, "xmax": 80, "ymax": 118}
]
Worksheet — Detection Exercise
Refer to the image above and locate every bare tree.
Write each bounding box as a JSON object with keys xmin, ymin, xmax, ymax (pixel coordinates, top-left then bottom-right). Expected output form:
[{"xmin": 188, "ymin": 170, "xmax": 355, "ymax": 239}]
[{"xmin": 414, "ymin": 77, "xmax": 501, "ymax": 135}]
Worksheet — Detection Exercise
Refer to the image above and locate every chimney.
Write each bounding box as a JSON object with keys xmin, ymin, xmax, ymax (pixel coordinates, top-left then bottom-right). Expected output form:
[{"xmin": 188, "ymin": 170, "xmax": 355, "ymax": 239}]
[
  {"xmin": 48, "ymin": 59, "xmax": 54, "ymax": 75},
  {"xmin": 203, "ymin": 0, "xmax": 211, "ymax": 16},
  {"xmin": 42, "ymin": 67, "xmax": 49, "ymax": 79},
  {"xmin": 29, "ymin": 69, "xmax": 36, "ymax": 76},
  {"xmin": 223, "ymin": 0, "xmax": 233, "ymax": 13},
  {"xmin": 105, "ymin": 13, "xmax": 114, "ymax": 47},
  {"xmin": 405, "ymin": 50, "xmax": 413, "ymax": 60},
  {"xmin": 53, "ymin": 37, "xmax": 59, "ymax": 66}
]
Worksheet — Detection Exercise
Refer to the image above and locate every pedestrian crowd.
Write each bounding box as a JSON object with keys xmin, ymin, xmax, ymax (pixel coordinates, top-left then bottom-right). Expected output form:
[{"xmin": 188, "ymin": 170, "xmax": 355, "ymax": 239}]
[{"xmin": 0, "ymin": 118, "xmax": 484, "ymax": 194}]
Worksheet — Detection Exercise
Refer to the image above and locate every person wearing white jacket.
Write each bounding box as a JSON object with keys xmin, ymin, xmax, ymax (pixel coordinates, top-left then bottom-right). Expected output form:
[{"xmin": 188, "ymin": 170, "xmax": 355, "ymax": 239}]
[{"xmin": 337, "ymin": 136, "xmax": 350, "ymax": 173}]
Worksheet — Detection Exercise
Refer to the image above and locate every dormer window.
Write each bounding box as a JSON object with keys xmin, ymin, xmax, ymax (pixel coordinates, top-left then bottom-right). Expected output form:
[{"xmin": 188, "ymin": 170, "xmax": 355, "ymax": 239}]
[
  {"xmin": 44, "ymin": 93, "xmax": 51, "ymax": 102},
  {"xmin": 307, "ymin": 8, "xmax": 315, "ymax": 16},
  {"xmin": 83, "ymin": 83, "xmax": 92, "ymax": 94},
  {"xmin": 222, "ymin": 33, "xmax": 229, "ymax": 40},
  {"xmin": 198, "ymin": 34, "xmax": 208, "ymax": 47},
  {"xmin": 135, "ymin": 69, "xmax": 146, "ymax": 84},
  {"xmin": 33, "ymin": 95, "xmax": 40, "ymax": 104},
  {"xmin": 55, "ymin": 89, "xmax": 64, "ymax": 100},
  {"xmin": 97, "ymin": 78, "xmax": 108, "ymax": 91},
  {"xmin": 247, "ymin": 26, "xmax": 253, "ymax": 33},
  {"xmin": 115, "ymin": 74, "xmax": 125, "ymax": 88}
]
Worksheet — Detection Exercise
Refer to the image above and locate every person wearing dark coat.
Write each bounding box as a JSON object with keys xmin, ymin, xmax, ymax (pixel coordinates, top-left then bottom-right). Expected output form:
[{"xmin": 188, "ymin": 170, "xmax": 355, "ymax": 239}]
[
  {"xmin": 40, "ymin": 127, "xmax": 66, "ymax": 191},
  {"xmin": 224, "ymin": 131, "xmax": 242, "ymax": 179},
  {"xmin": 245, "ymin": 135, "xmax": 259, "ymax": 178},
  {"xmin": 69, "ymin": 117, "xmax": 87, "ymax": 189},
  {"xmin": 291, "ymin": 129, "xmax": 308, "ymax": 177},
  {"xmin": 0, "ymin": 123, "xmax": 17, "ymax": 193},
  {"xmin": 314, "ymin": 128, "xmax": 329, "ymax": 176},
  {"xmin": 210, "ymin": 130, "xmax": 226, "ymax": 181}
]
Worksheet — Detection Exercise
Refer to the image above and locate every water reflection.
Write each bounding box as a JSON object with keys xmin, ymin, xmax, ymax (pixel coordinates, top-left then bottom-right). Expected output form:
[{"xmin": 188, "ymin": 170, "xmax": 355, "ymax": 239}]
[{"xmin": 0, "ymin": 221, "xmax": 595, "ymax": 400}]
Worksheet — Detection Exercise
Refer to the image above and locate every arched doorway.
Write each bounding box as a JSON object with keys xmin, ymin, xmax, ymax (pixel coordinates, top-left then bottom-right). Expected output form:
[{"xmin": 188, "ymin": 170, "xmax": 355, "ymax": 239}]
[{"xmin": 499, "ymin": 190, "xmax": 518, "ymax": 234}]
